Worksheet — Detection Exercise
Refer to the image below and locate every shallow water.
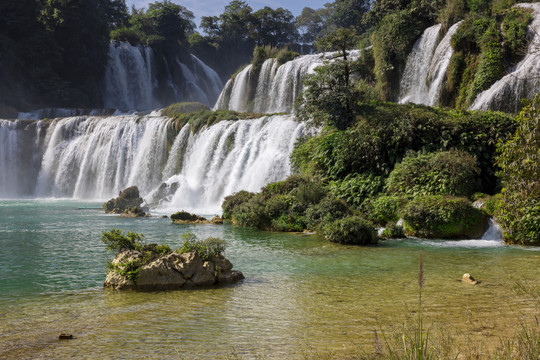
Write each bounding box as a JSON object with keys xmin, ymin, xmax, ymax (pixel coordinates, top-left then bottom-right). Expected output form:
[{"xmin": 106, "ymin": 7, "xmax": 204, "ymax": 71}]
[{"xmin": 1, "ymin": 200, "xmax": 539, "ymax": 359}]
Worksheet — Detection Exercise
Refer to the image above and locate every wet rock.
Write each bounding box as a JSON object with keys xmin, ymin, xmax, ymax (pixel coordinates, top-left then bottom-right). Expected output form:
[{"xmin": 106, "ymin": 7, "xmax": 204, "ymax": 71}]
[
  {"xmin": 104, "ymin": 250, "xmax": 243, "ymax": 291},
  {"xmin": 211, "ymin": 216, "xmax": 223, "ymax": 225},
  {"xmin": 58, "ymin": 333, "xmax": 73, "ymax": 340},
  {"xmin": 462, "ymin": 273, "xmax": 480, "ymax": 285},
  {"xmin": 171, "ymin": 211, "xmax": 210, "ymax": 224},
  {"xmin": 103, "ymin": 186, "xmax": 145, "ymax": 215}
]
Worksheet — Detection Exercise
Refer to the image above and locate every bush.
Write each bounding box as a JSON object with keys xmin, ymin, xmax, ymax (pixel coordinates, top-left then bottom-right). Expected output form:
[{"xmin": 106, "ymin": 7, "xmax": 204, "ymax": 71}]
[
  {"xmin": 501, "ymin": 7, "xmax": 532, "ymax": 64},
  {"xmin": 386, "ymin": 150, "xmax": 481, "ymax": 198},
  {"xmin": 323, "ymin": 216, "xmax": 378, "ymax": 245},
  {"xmin": 177, "ymin": 231, "xmax": 227, "ymax": 261},
  {"xmin": 110, "ymin": 27, "xmax": 141, "ymax": 46},
  {"xmin": 170, "ymin": 211, "xmax": 206, "ymax": 222},
  {"xmin": 330, "ymin": 172, "xmax": 386, "ymax": 208},
  {"xmin": 381, "ymin": 222, "xmax": 406, "ymax": 239},
  {"xmin": 496, "ymin": 96, "xmax": 540, "ymax": 245},
  {"xmin": 222, "ymin": 190, "xmax": 255, "ymax": 219},
  {"xmin": 401, "ymin": 195, "xmax": 488, "ymax": 238},
  {"xmin": 362, "ymin": 196, "xmax": 405, "ymax": 226},
  {"xmin": 305, "ymin": 196, "xmax": 352, "ymax": 231},
  {"xmin": 101, "ymin": 229, "xmax": 145, "ymax": 252}
]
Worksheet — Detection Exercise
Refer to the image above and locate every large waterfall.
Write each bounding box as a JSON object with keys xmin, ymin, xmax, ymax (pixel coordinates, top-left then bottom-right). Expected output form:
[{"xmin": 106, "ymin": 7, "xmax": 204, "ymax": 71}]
[
  {"xmin": 0, "ymin": 114, "xmax": 305, "ymax": 213},
  {"xmin": 470, "ymin": 3, "xmax": 540, "ymax": 112},
  {"xmin": 399, "ymin": 22, "xmax": 462, "ymax": 106},
  {"xmin": 214, "ymin": 51, "xmax": 360, "ymax": 114},
  {"xmin": 102, "ymin": 42, "xmax": 223, "ymax": 111}
]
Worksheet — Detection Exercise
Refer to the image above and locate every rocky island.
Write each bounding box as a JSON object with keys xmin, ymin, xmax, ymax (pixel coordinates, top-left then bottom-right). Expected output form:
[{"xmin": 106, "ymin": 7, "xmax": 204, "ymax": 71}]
[{"xmin": 102, "ymin": 230, "xmax": 243, "ymax": 291}]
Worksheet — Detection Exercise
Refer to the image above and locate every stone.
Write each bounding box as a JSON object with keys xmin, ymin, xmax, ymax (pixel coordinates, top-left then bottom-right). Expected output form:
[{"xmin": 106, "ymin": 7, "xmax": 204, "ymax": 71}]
[
  {"xmin": 171, "ymin": 211, "xmax": 210, "ymax": 224},
  {"xmin": 104, "ymin": 250, "xmax": 243, "ymax": 291},
  {"xmin": 58, "ymin": 333, "xmax": 73, "ymax": 340},
  {"xmin": 103, "ymin": 186, "xmax": 146, "ymax": 215},
  {"xmin": 211, "ymin": 216, "xmax": 223, "ymax": 225},
  {"xmin": 462, "ymin": 273, "xmax": 480, "ymax": 285}
]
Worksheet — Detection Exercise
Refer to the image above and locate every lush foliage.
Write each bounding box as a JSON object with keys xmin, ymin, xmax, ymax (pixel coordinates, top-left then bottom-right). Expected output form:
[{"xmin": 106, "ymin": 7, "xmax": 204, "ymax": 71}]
[
  {"xmin": 401, "ymin": 195, "xmax": 487, "ymax": 238},
  {"xmin": 386, "ymin": 150, "xmax": 481, "ymax": 198},
  {"xmin": 323, "ymin": 216, "xmax": 378, "ymax": 245},
  {"xmin": 361, "ymin": 196, "xmax": 405, "ymax": 226},
  {"xmin": 496, "ymin": 96, "xmax": 540, "ymax": 245},
  {"xmin": 101, "ymin": 229, "xmax": 145, "ymax": 252},
  {"xmin": 177, "ymin": 231, "xmax": 227, "ymax": 261},
  {"xmin": 293, "ymin": 102, "xmax": 516, "ymax": 195}
]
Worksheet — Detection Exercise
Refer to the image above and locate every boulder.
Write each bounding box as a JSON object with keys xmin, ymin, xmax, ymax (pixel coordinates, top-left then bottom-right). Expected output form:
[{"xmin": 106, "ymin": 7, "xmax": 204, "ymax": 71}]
[
  {"xmin": 104, "ymin": 250, "xmax": 244, "ymax": 291},
  {"xmin": 211, "ymin": 216, "xmax": 224, "ymax": 224},
  {"xmin": 171, "ymin": 211, "xmax": 210, "ymax": 224},
  {"xmin": 462, "ymin": 273, "xmax": 480, "ymax": 285},
  {"xmin": 103, "ymin": 186, "xmax": 146, "ymax": 215}
]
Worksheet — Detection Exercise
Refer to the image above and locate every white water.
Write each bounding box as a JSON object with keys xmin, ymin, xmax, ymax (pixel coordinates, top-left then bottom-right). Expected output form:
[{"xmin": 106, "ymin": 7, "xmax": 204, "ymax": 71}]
[
  {"xmin": 102, "ymin": 42, "xmax": 223, "ymax": 111},
  {"xmin": 1, "ymin": 114, "xmax": 305, "ymax": 213},
  {"xmin": 214, "ymin": 51, "xmax": 361, "ymax": 114},
  {"xmin": 470, "ymin": 3, "xmax": 540, "ymax": 112},
  {"xmin": 399, "ymin": 22, "xmax": 462, "ymax": 106}
]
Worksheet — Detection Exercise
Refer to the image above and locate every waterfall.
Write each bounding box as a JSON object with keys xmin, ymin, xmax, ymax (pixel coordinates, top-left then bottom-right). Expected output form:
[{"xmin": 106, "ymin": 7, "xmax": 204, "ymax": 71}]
[
  {"xmin": 0, "ymin": 120, "xmax": 43, "ymax": 197},
  {"xmin": 481, "ymin": 218, "xmax": 503, "ymax": 241},
  {"xmin": 102, "ymin": 41, "xmax": 156, "ymax": 110},
  {"xmin": 153, "ymin": 115, "xmax": 305, "ymax": 213},
  {"xmin": 214, "ymin": 51, "xmax": 361, "ymax": 114},
  {"xmin": 102, "ymin": 42, "xmax": 223, "ymax": 111},
  {"xmin": 1, "ymin": 114, "xmax": 305, "ymax": 213},
  {"xmin": 399, "ymin": 22, "xmax": 462, "ymax": 106},
  {"xmin": 470, "ymin": 3, "xmax": 540, "ymax": 112}
]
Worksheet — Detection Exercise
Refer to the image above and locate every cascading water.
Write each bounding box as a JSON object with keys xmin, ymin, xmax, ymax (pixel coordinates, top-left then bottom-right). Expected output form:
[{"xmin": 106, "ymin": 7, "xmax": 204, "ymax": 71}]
[
  {"xmin": 102, "ymin": 42, "xmax": 223, "ymax": 111},
  {"xmin": 399, "ymin": 22, "xmax": 462, "ymax": 106},
  {"xmin": 152, "ymin": 115, "xmax": 306, "ymax": 213},
  {"xmin": 102, "ymin": 41, "xmax": 156, "ymax": 110},
  {"xmin": 214, "ymin": 51, "xmax": 360, "ymax": 114},
  {"xmin": 1, "ymin": 114, "xmax": 306, "ymax": 213},
  {"xmin": 470, "ymin": 3, "xmax": 540, "ymax": 112}
]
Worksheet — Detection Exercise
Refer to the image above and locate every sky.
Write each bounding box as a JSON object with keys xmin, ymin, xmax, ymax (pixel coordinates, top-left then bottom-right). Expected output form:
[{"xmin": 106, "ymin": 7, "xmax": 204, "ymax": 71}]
[{"xmin": 125, "ymin": 0, "xmax": 329, "ymax": 29}]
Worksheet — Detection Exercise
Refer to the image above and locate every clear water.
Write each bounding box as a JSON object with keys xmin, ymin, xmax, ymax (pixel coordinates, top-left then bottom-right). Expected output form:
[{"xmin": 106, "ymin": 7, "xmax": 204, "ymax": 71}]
[{"xmin": 1, "ymin": 200, "xmax": 539, "ymax": 358}]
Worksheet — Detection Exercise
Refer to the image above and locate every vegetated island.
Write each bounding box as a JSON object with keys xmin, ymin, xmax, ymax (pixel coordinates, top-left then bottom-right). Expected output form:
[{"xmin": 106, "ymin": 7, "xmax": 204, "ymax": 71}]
[{"xmin": 103, "ymin": 229, "xmax": 243, "ymax": 291}]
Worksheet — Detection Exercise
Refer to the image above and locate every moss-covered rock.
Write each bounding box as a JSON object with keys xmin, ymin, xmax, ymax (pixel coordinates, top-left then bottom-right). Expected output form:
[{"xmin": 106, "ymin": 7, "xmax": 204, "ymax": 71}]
[
  {"xmin": 103, "ymin": 186, "xmax": 145, "ymax": 215},
  {"xmin": 171, "ymin": 211, "xmax": 209, "ymax": 224},
  {"xmin": 401, "ymin": 195, "xmax": 489, "ymax": 239}
]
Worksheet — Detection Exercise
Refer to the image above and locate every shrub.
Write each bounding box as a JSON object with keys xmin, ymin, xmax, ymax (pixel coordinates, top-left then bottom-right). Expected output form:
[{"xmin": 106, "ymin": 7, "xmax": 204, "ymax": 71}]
[
  {"xmin": 222, "ymin": 190, "xmax": 255, "ymax": 219},
  {"xmin": 501, "ymin": 7, "xmax": 533, "ymax": 64},
  {"xmin": 101, "ymin": 229, "xmax": 145, "ymax": 252},
  {"xmin": 276, "ymin": 49, "xmax": 299, "ymax": 66},
  {"xmin": 401, "ymin": 195, "xmax": 488, "ymax": 238},
  {"xmin": 110, "ymin": 27, "xmax": 141, "ymax": 46},
  {"xmin": 362, "ymin": 196, "xmax": 405, "ymax": 226},
  {"xmin": 323, "ymin": 216, "xmax": 378, "ymax": 245},
  {"xmin": 170, "ymin": 211, "xmax": 206, "ymax": 222},
  {"xmin": 381, "ymin": 222, "xmax": 406, "ymax": 239},
  {"xmin": 496, "ymin": 96, "xmax": 540, "ymax": 245},
  {"xmin": 305, "ymin": 196, "xmax": 352, "ymax": 231},
  {"xmin": 386, "ymin": 150, "xmax": 481, "ymax": 198},
  {"xmin": 177, "ymin": 231, "xmax": 227, "ymax": 261},
  {"xmin": 330, "ymin": 172, "xmax": 386, "ymax": 208}
]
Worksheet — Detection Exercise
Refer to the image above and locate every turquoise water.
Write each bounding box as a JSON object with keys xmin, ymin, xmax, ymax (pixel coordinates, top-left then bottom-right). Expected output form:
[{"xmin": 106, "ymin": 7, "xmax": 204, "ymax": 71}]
[{"xmin": 1, "ymin": 200, "xmax": 539, "ymax": 358}]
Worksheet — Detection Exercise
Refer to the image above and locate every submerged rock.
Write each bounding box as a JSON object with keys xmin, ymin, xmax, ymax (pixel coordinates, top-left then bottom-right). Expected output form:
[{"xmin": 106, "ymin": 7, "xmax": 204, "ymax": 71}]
[
  {"xmin": 462, "ymin": 273, "xmax": 480, "ymax": 285},
  {"xmin": 104, "ymin": 250, "xmax": 243, "ymax": 291},
  {"xmin": 103, "ymin": 186, "xmax": 148, "ymax": 217}
]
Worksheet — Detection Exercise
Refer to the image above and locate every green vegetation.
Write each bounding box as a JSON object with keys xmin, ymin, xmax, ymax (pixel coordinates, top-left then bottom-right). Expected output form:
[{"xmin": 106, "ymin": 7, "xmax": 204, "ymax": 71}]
[
  {"xmin": 386, "ymin": 150, "xmax": 481, "ymax": 198},
  {"xmin": 177, "ymin": 231, "xmax": 227, "ymax": 261},
  {"xmin": 222, "ymin": 175, "xmax": 379, "ymax": 245},
  {"xmin": 401, "ymin": 195, "xmax": 488, "ymax": 238},
  {"xmin": 102, "ymin": 229, "xmax": 227, "ymax": 280},
  {"xmin": 162, "ymin": 102, "xmax": 265, "ymax": 132},
  {"xmin": 496, "ymin": 95, "xmax": 540, "ymax": 245}
]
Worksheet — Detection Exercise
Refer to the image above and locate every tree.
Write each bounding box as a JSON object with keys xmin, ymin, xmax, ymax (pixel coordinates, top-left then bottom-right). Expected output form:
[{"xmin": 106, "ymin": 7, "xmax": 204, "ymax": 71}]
[
  {"xmin": 298, "ymin": 28, "xmax": 364, "ymax": 130},
  {"xmin": 328, "ymin": 0, "xmax": 370, "ymax": 32},
  {"xmin": 296, "ymin": 7, "xmax": 328, "ymax": 44},
  {"xmin": 496, "ymin": 96, "xmax": 540, "ymax": 245},
  {"xmin": 252, "ymin": 7, "xmax": 297, "ymax": 47}
]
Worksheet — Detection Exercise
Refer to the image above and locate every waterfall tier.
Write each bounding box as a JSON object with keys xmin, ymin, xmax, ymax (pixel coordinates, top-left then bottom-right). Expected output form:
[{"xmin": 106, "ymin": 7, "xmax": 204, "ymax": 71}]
[
  {"xmin": 470, "ymin": 3, "xmax": 540, "ymax": 112},
  {"xmin": 102, "ymin": 42, "xmax": 223, "ymax": 111},
  {"xmin": 0, "ymin": 114, "xmax": 305, "ymax": 213},
  {"xmin": 214, "ymin": 50, "xmax": 360, "ymax": 114},
  {"xmin": 399, "ymin": 22, "xmax": 462, "ymax": 106}
]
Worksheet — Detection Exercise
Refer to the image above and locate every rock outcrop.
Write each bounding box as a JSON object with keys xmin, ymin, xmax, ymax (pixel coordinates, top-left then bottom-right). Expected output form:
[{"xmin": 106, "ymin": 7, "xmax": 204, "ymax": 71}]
[
  {"xmin": 170, "ymin": 211, "xmax": 224, "ymax": 224},
  {"xmin": 103, "ymin": 186, "xmax": 148, "ymax": 217},
  {"xmin": 462, "ymin": 273, "xmax": 480, "ymax": 285},
  {"xmin": 104, "ymin": 250, "xmax": 243, "ymax": 290}
]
